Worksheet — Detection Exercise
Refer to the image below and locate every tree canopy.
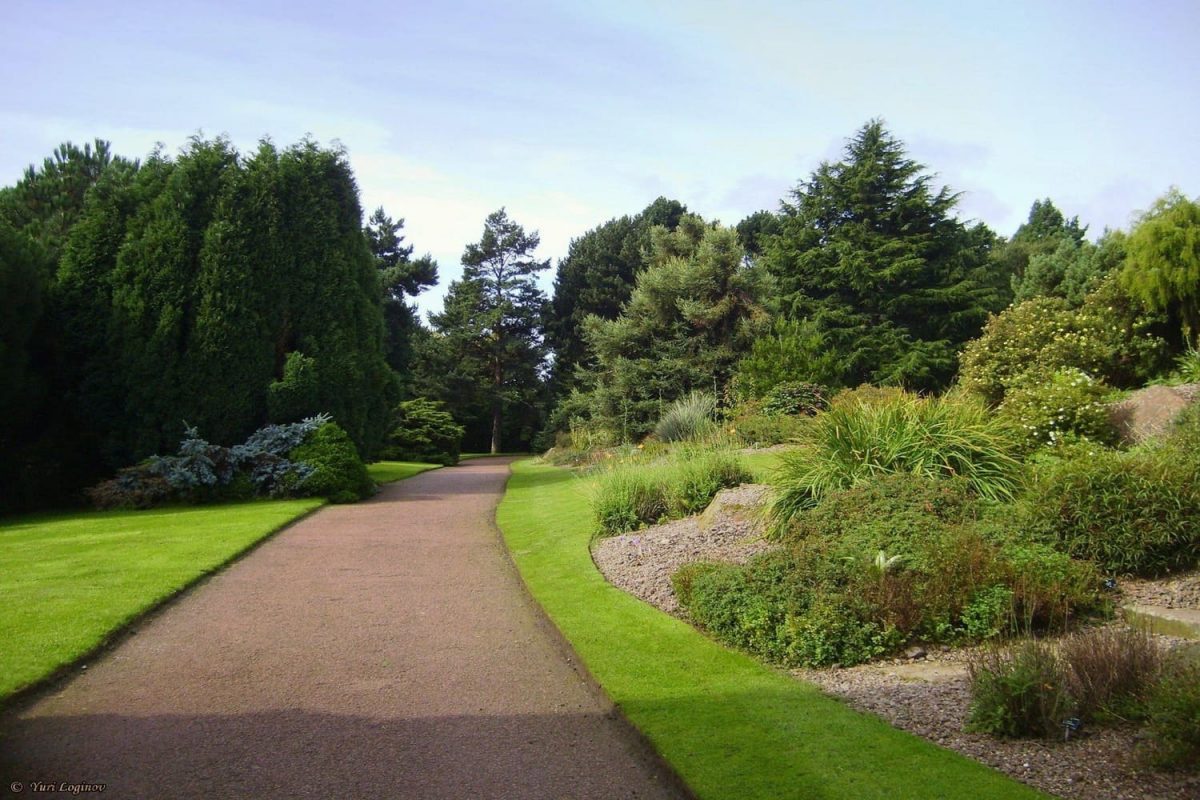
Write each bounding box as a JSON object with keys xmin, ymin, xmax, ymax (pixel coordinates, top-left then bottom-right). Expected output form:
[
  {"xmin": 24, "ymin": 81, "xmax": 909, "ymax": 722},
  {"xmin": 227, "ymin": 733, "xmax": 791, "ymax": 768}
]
[
  {"xmin": 548, "ymin": 197, "xmax": 686, "ymax": 396},
  {"xmin": 763, "ymin": 120, "xmax": 1003, "ymax": 390},
  {"xmin": 581, "ymin": 214, "xmax": 767, "ymax": 439},
  {"xmin": 1120, "ymin": 188, "xmax": 1200, "ymax": 345}
]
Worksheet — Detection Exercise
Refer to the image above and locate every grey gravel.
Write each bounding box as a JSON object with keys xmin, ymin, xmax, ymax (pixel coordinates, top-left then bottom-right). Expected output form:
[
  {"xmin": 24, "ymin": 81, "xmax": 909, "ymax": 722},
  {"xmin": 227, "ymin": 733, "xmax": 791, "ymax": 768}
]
[
  {"xmin": 1120, "ymin": 570, "xmax": 1200, "ymax": 610},
  {"xmin": 591, "ymin": 484, "xmax": 774, "ymax": 615}
]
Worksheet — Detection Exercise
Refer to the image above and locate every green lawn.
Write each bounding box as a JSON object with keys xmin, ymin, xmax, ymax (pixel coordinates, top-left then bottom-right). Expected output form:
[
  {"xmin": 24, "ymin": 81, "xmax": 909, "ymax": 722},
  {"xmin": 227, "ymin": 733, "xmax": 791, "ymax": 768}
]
[
  {"xmin": 0, "ymin": 499, "xmax": 322, "ymax": 701},
  {"xmin": 367, "ymin": 460, "xmax": 441, "ymax": 484},
  {"xmin": 496, "ymin": 459, "xmax": 1046, "ymax": 800}
]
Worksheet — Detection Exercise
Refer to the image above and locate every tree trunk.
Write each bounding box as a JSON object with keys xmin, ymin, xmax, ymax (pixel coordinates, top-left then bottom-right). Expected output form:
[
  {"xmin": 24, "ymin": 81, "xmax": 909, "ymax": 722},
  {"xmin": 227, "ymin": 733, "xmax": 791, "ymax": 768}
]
[{"xmin": 490, "ymin": 360, "xmax": 502, "ymax": 454}]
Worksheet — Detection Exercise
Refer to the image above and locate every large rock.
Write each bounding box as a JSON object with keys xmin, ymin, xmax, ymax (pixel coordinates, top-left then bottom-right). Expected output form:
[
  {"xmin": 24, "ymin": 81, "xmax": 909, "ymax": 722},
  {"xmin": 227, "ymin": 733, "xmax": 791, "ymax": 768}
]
[
  {"xmin": 697, "ymin": 483, "xmax": 771, "ymax": 534},
  {"xmin": 1108, "ymin": 383, "xmax": 1200, "ymax": 445}
]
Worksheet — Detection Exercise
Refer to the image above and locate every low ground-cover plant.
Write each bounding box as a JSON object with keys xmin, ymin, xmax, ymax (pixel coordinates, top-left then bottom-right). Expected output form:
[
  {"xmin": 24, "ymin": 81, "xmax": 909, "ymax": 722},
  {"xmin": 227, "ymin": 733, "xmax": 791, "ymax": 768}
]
[
  {"xmin": 677, "ymin": 474, "xmax": 1103, "ymax": 668},
  {"xmin": 88, "ymin": 414, "xmax": 373, "ymax": 508},
  {"xmin": 1143, "ymin": 658, "xmax": 1200, "ymax": 771},
  {"xmin": 592, "ymin": 446, "xmax": 752, "ymax": 535},
  {"xmin": 654, "ymin": 391, "xmax": 718, "ymax": 443},
  {"xmin": 769, "ymin": 390, "xmax": 1023, "ymax": 534},
  {"xmin": 379, "ymin": 398, "xmax": 464, "ymax": 465}
]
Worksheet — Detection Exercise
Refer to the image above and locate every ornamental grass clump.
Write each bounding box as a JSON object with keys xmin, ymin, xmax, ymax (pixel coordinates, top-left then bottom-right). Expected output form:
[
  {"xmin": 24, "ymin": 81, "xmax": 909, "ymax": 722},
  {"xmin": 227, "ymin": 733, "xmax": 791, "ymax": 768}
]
[
  {"xmin": 966, "ymin": 639, "xmax": 1072, "ymax": 739},
  {"xmin": 591, "ymin": 447, "xmax": 751, "ymax": 535},
  {"xmin": 769, "ymin": 390, "xmax": 1023, "ymax": 535},
  {"xmin": 654, "ymin": 392, "xmax": 717, "ymax": 443}
]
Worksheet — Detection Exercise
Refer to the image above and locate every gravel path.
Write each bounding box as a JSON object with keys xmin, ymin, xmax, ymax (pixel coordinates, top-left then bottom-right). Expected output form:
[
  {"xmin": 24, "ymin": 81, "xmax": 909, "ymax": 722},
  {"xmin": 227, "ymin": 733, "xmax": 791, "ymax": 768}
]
[
  {"xmin": 1120, "ymin": 569, "xmax": 1200, "ymax": 609},
  {"xmin": 0, "ymin": 459, "xmax": 686, "ymax": 800}
]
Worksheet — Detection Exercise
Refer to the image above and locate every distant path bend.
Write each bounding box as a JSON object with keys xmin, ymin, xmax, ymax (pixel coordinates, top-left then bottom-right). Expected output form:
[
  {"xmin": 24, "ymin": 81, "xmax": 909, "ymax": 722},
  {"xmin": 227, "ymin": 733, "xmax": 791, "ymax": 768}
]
[{"xmin": 1, "ymin": 457, "xmax": 685, "ymax": 800}]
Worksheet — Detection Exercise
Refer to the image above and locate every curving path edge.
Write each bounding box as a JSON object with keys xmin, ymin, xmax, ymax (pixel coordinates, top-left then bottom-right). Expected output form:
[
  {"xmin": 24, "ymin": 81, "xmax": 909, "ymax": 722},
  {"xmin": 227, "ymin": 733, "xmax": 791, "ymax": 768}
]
[{"xmin": 0, "ymin": 458, "xmax": 685, "ymax": 799}]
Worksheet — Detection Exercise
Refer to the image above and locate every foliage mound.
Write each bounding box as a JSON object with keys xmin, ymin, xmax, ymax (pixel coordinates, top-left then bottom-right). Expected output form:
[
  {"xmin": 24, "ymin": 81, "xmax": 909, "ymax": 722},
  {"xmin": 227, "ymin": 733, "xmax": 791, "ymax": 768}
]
[
  {"xmin": 654, "ymin": 391, "xmax": 717, "ymax": 443},
  {"xmin": 87, "ymin": 414, "xmax": 374, "ymax": 507},
  {"xmin": 769, "ymin": 390, "xmax": 1023, "ymax": 534},
  {"xmin": 1020, "ymin": 439, "xmax": 1200, "ymax": 576},
  {"xmin": 592, "ymin": 447, "xmax": 752, "ymax": 535},
  {"xmin": 958, "ymin": 278, "xmax": 1170, "ymax": 406},
  {"xmin": 380, "ymin": 398, "xmax": 464, "ymax": 465},
  {"xmin": 677, "ymin": 474, "xmax": 1102, "ymax": 668},
  {"xmin": 729, "ymin": 404, "xmax": 810, "ymax": 447},
  {"xmin": 761, "ymin": 381, "xmax": 829, "ymax": 417},
  {"xmin": 287, "ymin": 421, "xmax": 374, "ymax": 504},
  {"xmin": 997, "ymin": 367, "xmax": 1117, "ymax": 450}
]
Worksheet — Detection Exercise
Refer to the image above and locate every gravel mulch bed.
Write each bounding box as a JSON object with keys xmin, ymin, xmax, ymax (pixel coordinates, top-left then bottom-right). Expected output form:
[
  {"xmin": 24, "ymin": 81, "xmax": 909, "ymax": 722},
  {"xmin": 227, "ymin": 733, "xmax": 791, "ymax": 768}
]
[
  {"xmin": 593, "ymin": 488, "xmax": 1200, "ymax": 800},
  {"xmin": 1120, "ymin": 570, "xmax": 1200, "ymax": 609},
  {"xmin": 591, "ymin": 484, "xmax": 773, "ymax": 615}
]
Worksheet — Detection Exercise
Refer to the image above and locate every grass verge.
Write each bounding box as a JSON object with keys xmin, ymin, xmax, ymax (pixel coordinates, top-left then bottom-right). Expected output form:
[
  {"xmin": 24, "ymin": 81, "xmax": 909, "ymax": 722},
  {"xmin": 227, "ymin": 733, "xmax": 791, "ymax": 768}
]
[
  {"xmin": 496, "ymin": 459, "xmax": 1047, "ymax": 800},
  {"xmin": 0, "ymin": 499, "xmax": 323, "ymax": 702},
  {"xmin": 367, "ymin": 460, "xmax": 441, "ymax": 484}
]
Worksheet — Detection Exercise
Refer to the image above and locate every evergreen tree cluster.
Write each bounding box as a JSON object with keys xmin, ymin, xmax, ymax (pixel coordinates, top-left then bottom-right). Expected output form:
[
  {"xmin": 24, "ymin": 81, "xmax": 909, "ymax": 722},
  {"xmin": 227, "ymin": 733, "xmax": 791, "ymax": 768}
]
[
  {"xmin": 4, "ymin": 119, "xmax": 1197, "ymax": 511},
  {"xmin": 0, "ymin": 137, "xmax": 410, "ymax": 511}
]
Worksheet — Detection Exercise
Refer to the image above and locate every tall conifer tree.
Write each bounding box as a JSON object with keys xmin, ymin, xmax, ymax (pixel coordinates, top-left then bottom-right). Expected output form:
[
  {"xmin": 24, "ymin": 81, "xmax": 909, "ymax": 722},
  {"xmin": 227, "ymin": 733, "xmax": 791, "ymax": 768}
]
[
  {"xmin": 431, "ymin": 209, "xmax": 549, "ymax": 453},
  {"xmin": 764, "ymin": 120, "xmax": 1001, "ymax": 390}
]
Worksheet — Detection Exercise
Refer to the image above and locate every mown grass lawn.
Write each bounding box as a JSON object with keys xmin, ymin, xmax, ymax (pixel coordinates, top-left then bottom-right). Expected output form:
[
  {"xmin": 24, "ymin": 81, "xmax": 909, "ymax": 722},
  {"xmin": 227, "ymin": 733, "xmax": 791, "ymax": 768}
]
[
  {"xmin": 366, "ymin": 460, "xmax": 441, "ymax": 484},
  {"xmin": 0, "ymin": 499, "xmax": 321, "ymax": 702},
  {"xmin": 496, "ymin": 459, "xmax": 1047, "ymax": 800}
]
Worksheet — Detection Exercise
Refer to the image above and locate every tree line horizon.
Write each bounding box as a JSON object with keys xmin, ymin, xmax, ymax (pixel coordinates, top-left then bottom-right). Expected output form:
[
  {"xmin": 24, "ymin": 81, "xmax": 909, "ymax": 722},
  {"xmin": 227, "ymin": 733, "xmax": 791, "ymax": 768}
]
[{"xmin": 2, "ymin": 120, "xmax": 1196, "ymax": 512}]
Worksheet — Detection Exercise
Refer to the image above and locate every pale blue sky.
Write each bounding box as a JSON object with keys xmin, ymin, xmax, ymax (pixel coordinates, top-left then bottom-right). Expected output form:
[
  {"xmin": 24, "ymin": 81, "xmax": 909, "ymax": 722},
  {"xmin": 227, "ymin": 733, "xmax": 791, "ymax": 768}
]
[{"xmin": 3, "ymin": 0, "xmax": 1197, "ymax": 317}]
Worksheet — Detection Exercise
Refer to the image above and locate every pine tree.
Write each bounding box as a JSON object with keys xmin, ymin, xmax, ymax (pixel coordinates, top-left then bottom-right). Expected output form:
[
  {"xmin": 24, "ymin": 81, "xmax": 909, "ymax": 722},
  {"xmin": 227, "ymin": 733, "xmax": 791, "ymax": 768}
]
[
  {"xmin": 548, "ymin": 197, "xmax": 686, "ymax": 396},
  {"xmin": 364, "ymin": 207, "xmax": 438, "ymax": 383},
  {"xmin": 583, "ymin": 214, "xmax": 767, "ymax": 439},
  {"xmin": 431, "ymin": 209, "xmax": 549, "ymax": 453}
]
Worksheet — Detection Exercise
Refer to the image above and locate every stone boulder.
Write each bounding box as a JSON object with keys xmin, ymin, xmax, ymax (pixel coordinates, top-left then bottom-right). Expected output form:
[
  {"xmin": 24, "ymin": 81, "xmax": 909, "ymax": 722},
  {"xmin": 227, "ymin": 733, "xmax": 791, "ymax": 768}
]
[
  {"xmin": 1108, "ymin": 383, "xmax": 1199, "ymax": 445},
  {"xmin": 697, "ymin": 483, "xmax": 771, "ymax": 534}
]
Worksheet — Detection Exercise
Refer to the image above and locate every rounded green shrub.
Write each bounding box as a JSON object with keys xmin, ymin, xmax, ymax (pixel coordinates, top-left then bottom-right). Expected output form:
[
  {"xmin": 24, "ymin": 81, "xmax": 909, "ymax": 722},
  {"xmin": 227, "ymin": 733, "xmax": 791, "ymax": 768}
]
[
  {"xmin": 959, "ymin": 279, "xmax": 1171, "ymax": 406},
  {"xmin": 761, "ymin": 382, "xmax": 828, "ymax": 417},
  {"xmin": 381, "ymin": 398, "xmax": 464, "ymax": 466},
  {"xmin": 289, "ymin": 422, "xmax": 374, "ymax": 503},
  {"xmin": 782, "ymin": 596, "xmax": 901, "ymax": 667},
  {"xmin": 729, "ymin": 407, "xmax": 809, "ymax": 447},
  {"xmin": 998, "ymin": 367, "xmax": 1117, "ymax": 450}
]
